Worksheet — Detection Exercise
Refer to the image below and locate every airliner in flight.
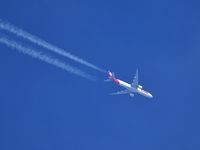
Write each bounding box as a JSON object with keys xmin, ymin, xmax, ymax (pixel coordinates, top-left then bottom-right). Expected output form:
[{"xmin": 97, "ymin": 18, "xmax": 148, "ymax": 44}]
[{"xmin": 106, "ymin": 70, "xmax": 153, "ymax": 98}]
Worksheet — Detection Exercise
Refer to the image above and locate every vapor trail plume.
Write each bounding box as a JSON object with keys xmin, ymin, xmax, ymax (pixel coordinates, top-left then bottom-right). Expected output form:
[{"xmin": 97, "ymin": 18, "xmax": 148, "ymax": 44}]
[
  {"xmin": 0, "ymin": 36, "xmax": 94, "ymax": 80},
  {"xmin": 0, "ymin": 20, "xmax": 106, "ymax": 73}
]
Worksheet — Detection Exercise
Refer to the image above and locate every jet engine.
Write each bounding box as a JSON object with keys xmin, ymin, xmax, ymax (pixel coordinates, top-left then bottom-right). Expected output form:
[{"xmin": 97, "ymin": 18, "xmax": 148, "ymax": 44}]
[{"xmin": 138, "ymin": 85, "xmax": 143, "ymax": 89}]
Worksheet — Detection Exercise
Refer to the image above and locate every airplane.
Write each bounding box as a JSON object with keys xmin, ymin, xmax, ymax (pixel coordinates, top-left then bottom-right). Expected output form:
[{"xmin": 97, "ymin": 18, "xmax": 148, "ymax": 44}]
[{"xmin": 105, "ymin": 70, "xmax": 153, "ymax": 98}]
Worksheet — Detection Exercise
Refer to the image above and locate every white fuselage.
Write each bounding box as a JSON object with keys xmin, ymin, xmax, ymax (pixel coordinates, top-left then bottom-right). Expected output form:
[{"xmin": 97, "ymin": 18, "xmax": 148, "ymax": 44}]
[{"xmin": 117, "ymin": 79, "xmax": 153, "ymax": 98}]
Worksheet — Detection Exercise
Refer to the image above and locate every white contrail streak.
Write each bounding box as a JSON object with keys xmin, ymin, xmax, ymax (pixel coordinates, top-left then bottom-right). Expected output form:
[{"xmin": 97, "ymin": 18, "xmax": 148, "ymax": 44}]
[
  {"xmin": 0, "ymin": 20, "xmax": 106, "ymax": 73},
  {"xmin": 0, "ymin": 36, "xmax": 95, "ymax": 80}
]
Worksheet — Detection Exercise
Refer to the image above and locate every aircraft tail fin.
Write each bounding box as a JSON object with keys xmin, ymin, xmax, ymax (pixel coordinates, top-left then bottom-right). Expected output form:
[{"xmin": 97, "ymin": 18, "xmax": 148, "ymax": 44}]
[
  {"xmin": 108, "ymin": 71, "xmax": 115, "ymax": 76},
  {"xmin": 104, "ymin": 79, "xmax": 111, "ymax": 82}
]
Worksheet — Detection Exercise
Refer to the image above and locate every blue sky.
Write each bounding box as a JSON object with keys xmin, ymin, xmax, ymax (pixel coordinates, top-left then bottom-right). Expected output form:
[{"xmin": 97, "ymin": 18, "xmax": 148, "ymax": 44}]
[{"xmin": 0, "ymin": 0, "xmax": 200, "ymax": 149}]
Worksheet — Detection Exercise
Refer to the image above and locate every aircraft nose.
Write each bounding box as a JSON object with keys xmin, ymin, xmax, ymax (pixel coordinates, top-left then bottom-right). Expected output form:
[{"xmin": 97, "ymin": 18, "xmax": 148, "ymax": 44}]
[{"xmin": 149, "ymin": 93, "xmax": 153, "ymax": 98}]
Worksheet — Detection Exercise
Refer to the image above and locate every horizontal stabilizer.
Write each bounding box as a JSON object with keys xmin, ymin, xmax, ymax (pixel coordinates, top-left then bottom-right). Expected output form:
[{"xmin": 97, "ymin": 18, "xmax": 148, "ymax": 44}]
[{"xmin": 104, "ymin": 79, "xmax": 111, "ymax": 82}]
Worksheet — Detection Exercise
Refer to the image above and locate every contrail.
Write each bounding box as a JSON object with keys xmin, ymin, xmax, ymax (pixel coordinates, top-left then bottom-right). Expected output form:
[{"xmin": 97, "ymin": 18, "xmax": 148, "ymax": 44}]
[
  {"xmin": 0, "ymin": 20, "xmax": 106, "ymax": 73},
  {"xmin": 0, "ymin": 36, "xmax": 95, "ymax": 80}
]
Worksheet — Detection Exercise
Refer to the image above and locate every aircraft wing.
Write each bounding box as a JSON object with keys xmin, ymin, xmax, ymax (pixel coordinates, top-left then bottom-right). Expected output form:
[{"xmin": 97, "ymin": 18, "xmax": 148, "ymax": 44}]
[
  {"xmin": 110, "ymin": 90, "xmax": 129, "ymax": 95},
  {"xmin": 132, "ymin": 69, "xmax": 138, "ymax": 87}
]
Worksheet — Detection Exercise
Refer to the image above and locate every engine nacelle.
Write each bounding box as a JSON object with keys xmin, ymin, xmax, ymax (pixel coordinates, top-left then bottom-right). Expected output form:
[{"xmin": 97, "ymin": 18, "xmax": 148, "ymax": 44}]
[{"xmin": 138, "ymin": 85, "xmax": 143, "ymax": 89}]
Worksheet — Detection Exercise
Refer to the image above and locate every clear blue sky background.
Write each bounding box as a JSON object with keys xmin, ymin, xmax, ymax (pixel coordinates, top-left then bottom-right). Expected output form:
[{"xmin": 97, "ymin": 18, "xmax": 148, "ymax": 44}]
[{"xmin": 0, "ymin": 0, "xmax": 200, "ymax": 149}]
